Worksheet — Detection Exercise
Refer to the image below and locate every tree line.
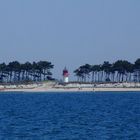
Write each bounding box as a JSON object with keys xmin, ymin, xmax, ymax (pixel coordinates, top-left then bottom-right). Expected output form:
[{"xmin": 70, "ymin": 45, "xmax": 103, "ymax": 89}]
[
  {"xmin": 0, "ymin": 61, "xmax": 54, "ymax": 83},
  {"xmin": 74, "ymin": 58, "xmax": 140, "ymax": 83}
]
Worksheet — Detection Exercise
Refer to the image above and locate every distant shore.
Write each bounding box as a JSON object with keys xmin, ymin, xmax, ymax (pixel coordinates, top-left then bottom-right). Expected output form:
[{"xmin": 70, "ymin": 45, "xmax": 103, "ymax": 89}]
[
  {"xmin": 2, "ymin": 88, "xmax": 140, "ymax": 93},
  {"xmin": 0, "ymin": 82, "xmax": 140, "ymax": 92}
]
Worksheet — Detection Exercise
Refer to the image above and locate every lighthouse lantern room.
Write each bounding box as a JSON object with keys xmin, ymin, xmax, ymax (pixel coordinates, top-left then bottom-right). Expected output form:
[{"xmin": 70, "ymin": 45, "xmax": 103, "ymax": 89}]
[{"xmin": 63, "ymin": 67, "xmax": 69, "ymax": 83}]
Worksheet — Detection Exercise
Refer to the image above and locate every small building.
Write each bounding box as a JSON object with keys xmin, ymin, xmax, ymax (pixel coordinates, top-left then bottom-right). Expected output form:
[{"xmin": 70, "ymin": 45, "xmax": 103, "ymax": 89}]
[{"xmin": 63, "ymin": 67, "xmax": 69, "ymax": 83}]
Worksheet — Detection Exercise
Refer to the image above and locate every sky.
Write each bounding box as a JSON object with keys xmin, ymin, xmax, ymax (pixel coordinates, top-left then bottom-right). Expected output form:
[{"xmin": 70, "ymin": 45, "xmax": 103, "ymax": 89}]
[{"xmin": 0, "ymin": 0, "xmax": 140, "ymax": 80}]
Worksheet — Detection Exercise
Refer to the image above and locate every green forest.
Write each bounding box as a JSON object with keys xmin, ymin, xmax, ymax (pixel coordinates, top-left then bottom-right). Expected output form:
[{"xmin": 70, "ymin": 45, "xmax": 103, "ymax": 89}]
[
  {"xmin": 0, "ymin": 61, "xmax": 54, "ymax": 83},
  {"xmin": 1, "ymin": 58, "xmax": 140, "ymax": 84},
  {"xmin": 74, "ymin": 58, "xmax": 140, "ymax": 83}
]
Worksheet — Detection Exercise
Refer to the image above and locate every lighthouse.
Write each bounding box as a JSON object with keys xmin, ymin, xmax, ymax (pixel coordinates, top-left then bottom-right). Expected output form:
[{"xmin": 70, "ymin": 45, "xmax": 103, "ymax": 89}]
[{"xmin": 63, "ymin": 67, "xmax": 69, "ymax": 83}]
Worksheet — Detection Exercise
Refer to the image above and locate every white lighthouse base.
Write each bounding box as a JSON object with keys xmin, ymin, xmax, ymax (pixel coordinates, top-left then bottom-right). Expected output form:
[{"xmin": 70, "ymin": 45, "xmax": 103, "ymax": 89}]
[{"xmin": 64, "ymin": 77, "xmax": 69, "ymax": 83}]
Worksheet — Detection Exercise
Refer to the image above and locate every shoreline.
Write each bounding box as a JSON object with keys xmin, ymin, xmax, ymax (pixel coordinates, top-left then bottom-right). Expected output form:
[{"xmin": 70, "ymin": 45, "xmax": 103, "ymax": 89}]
[
  {"xmin": 1, "ymin": 87, "xmax": 140, "ymax": 93},
  {"xmin": 1, "ymin": 82, "xmax": 140, "ymax": 92}
]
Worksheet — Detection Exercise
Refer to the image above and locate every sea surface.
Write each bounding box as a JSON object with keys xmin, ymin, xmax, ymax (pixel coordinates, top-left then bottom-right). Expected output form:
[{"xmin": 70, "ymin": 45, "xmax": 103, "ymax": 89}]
[{"xmin": 0, "ymin": 91, "xmax": 139, "ymax": 140}]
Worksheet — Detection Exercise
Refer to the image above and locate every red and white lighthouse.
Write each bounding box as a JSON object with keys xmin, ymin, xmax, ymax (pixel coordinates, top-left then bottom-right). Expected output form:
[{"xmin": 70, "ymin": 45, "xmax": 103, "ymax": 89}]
[{"xmin": 63, "ymin": 67, "xmax": 69, "ymax": 83}]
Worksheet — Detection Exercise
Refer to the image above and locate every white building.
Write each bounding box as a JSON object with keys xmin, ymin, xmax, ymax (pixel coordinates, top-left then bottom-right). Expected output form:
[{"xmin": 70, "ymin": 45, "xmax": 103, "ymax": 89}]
[{"xmin": 63, "ymin": 67, "xmax": 69, "ymax": 83}]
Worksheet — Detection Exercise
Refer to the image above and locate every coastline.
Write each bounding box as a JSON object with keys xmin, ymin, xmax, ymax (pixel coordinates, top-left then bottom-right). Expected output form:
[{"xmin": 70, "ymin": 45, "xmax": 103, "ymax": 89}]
[
  {"xmin": 2, "ymin": 88, "xmax": 140, "ymax": 92},
  {"xmin": 1, "ymin": 82, "xmax": 140, "ymax": 92}
]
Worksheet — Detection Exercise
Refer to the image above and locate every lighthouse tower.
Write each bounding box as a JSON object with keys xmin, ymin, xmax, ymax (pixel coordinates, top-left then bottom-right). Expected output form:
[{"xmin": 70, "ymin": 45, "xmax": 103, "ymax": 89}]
[{"xmin": 63, "ymin": 67, "xmax": 69, "ymax": 83}]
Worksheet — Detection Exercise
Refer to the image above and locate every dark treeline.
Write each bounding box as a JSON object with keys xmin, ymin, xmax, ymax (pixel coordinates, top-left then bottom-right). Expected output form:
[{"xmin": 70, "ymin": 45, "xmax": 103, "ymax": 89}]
[
  {"xmin": 74, "ymin": 58, "xmax": 140, "ymax": 83},
  {"xmin": 0, "ymin": 61, "xmax": 54, "ymax": 83}
]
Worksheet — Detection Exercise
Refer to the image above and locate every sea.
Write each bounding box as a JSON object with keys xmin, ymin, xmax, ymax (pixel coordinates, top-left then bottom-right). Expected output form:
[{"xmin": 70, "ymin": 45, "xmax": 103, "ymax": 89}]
[{"xmin": 0, "ymin": 91, "xmax": 139, "ymax": 140}]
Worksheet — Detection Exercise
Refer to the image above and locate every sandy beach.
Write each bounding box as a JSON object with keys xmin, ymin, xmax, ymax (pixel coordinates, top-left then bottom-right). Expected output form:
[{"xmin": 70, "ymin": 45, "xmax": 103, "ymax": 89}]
[{"xmin": 0, "ymin": 82, "xmax": 140, "ymax": 92}]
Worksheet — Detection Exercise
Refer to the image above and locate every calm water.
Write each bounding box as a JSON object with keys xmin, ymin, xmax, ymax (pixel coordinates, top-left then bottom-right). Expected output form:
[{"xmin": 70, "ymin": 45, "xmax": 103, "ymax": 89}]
[{"xmin": 0, "ymin": 92, "xmax": 139, "ymax": 140}]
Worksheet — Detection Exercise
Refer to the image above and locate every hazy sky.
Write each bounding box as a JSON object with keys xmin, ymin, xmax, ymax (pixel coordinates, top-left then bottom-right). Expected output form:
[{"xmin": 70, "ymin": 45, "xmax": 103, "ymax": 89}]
[{"xmin": 0, "ymin": 0, "xmax": 140, "ymax": 80}]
